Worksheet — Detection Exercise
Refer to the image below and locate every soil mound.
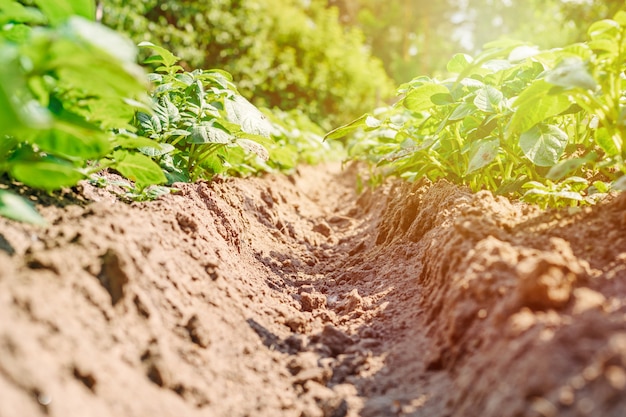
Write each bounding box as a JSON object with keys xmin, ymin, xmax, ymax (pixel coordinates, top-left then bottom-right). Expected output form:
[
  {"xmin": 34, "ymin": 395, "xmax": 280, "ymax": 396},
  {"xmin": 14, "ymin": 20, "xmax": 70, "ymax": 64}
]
[{"xmin": 0, "ymin": 164, "xmax": 624, "ymax": 417}]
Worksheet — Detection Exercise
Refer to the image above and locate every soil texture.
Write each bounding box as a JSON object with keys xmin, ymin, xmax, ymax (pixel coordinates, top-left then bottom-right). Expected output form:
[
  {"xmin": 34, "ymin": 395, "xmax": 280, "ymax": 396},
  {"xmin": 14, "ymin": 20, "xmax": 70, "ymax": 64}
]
[{"xmin": 0, "ymin": 163, "xmax": 625, "ymax": 417}]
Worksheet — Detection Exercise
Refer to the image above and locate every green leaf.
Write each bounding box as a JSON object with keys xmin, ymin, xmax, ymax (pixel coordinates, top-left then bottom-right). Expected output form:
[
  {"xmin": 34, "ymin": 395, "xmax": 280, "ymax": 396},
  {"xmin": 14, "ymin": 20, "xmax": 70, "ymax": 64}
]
[
  {"xmin": 404, "ymin": 83, "xmax": 449, "ymax": 112},
  {"xmin": 587, "ymin": 19, "xmax": 620, "ymax": 40},
  {"xmin": 447, "ymin": 53, "xmax": 472, "ymax": 73},
  {"xmin": 545, "ymin": 58, "xmax": 597, "ymax": 91},
  {"xmin": 66, "ymin": 17, "xmax": 137, "ymax": 63},
  {"xmin": 466, "ymin": 138, "xmax": 500, "ymax": 174},
  {"xmin": 10, "ymin": 160, "xmax": 84, "ymax": 191},
  {"xmin": 189, "ymin": 123, "xmax": 232, "ymax": 144},
  {"xmin": 519, "ymin": 124, "xmax": 568, "ymax": 167},
  {"xmin": 473, "ymin": 86, "xmax": 503, "ymax": 113},
  {"xmin": 112, "ymin": 150, "xmax": 167, "ymax": 188},
  {"xmin": 0, "ymin": 1, "xmax": 46, "ymax": 26},
  {"xmin": 34, "ymin": 126, "xmax": 112, "ymax": 160},
  {"xmin": 138, "ymin": 143, "xmax": 175, "ymax": 157},
  {"xmin": 32, "ymin": 0, "xmax": 95, "ymax": 25},
  {"xmin": 0, "ymin": 189, "xmax": 46, "ymax": 226},
  {"xmin": 595, "ymin": 127, "xmax": 621, "ymax": 156},
  {"xmin": 236, "ymin": 138, "xmax": 269, "ymax": 161},
  {"xmin": 324, "ymin": 114, "xmax": 369, "ymax": 140},
  {"xmin": 546, "ymin": 157, "xmax": 589, "ymax": 181},
  {"xmin": 508, "ymin": 79, "xmax": 572, "ymax": 137},
  {"xmin": 138, "ymin": 41, "xmax": 180, "ymax": 68},
  {"xmin": 224, "ymin": 95, "xmax": 272, "ymax": 137},
  {"xmin": 449, "ymin": 102, "xmax": 476, "ymax": 121}
]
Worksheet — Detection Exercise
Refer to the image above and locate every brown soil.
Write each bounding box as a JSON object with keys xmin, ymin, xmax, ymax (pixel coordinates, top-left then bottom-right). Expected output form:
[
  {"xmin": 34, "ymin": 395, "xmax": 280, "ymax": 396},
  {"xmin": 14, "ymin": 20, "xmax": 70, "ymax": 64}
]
[{"xmin": 0, "ymin": 163, "xmax": 625, "ymax": 417}]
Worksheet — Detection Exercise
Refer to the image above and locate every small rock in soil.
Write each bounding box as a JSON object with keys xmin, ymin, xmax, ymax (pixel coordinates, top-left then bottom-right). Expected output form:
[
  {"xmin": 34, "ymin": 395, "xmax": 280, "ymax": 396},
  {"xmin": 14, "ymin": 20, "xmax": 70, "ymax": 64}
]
[
  {"xmin": 301, "ymin": 292, "xmax": 327, "ymax": 312},
  {"xmin": 313, "ymin": 222, "xmax": 333, "ymax": 237}
]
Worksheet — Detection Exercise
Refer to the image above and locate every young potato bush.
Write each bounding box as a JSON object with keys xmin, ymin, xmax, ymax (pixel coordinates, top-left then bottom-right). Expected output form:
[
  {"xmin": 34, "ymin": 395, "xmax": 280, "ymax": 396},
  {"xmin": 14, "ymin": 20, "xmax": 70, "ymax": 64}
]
[
  {"xmin": 328, "ymin": 11, "xmax": 626, "ymax": 209},
  {"xmin": 101, "ymin": 0, "xmax": 394, "ymax": 129},
  {"xmin": 0, "ymin": 0, "xmax": 166, "ymax": 223}
]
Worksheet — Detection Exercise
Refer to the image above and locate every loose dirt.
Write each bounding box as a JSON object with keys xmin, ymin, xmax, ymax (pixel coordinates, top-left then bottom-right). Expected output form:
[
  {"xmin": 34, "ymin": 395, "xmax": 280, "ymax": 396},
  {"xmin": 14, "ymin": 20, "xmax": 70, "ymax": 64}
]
[{"xmin": 0, "ymin": 163, "xmax": 625, "ymax": 417}]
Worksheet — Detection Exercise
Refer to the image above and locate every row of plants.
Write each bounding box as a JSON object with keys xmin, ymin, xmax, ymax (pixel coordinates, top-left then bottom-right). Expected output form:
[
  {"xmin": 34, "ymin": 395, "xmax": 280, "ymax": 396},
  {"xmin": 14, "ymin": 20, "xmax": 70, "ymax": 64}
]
[
  {"xmin": 0, "ymin": 0, "xmax": 334, "ymax": 224},
  {"xmin": 101, "ymin": 0, "xmax": 394, "ymax": 130},
  {"xmin": 327, "ymin": 10, "xmax": 626, "ymax": 208}
]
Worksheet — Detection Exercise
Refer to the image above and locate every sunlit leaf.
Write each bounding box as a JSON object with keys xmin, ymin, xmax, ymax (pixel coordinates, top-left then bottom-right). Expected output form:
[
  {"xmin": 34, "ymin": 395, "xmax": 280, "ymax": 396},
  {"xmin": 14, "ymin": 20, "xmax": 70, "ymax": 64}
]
[
  {"xmin": 508, "ymin": 79, "xmax": 572, "ymax": 137},
  {"xmin": 595, "ymin": 127, "xmax": 621, "ymax": 156},
  {"xmin": 519, "ymin": 124, "xmax": 568, "ymax": 166},
  {"xmin": 546, "ymin": 157, "xmax": 589, "ymax": 181},
  {"xmin": 139, "ymin": 41, "xmax": 181, "ymax": 68},
  {"xmin": 112, "ymin": 150, "xmax": 167, "ymax": 188},
  {"xmin": 189, "ymin": 123, "xmax": 231, "ymax": 144},
  {"xmin": 473, "ymin": 86, "xmax": 503, "ymax": 113},
  {"xmin": 404, "ymin": 83, "xmax": 449, "ymax": 112},
  {"xmin": 545, "ymin": 58, "xmax": 597, "ymax": 90},
  {"xmin": 466, "ymin": 138, "xmax": 499, "ymax": 174},
  {"xmin": 0, "ymin": 190, "xmax": 46, "ymax": 226},
  {"xmin": 10, "ymin": 160, "xmax": 84, "ymax": 191},
  {"xmin": 237, "ymin": 138, "xmax": 269, "ymax": 161},
  {"xmin": 324, "ymin": 114, "xmax": 369, "ymax": 140},
  {"xmin": 447, "ymin": 53, "xmax": 472, "ymax": 73},
  {"xmin": 32, "ymin": 0, "xmax": 95, "ymax": 25},
  {"xmin": 225, "ymin": 95, "xmax": 272, "ymax": 137}
]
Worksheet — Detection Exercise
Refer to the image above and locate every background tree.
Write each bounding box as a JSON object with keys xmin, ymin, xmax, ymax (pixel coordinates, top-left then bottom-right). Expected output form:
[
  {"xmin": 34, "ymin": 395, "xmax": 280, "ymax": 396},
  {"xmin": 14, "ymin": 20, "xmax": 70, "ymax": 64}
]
[
  {"xmin": 329, "ymin": 0, "xmax": 625, "ymax": 83},
  {"xmin": 101, "ymin": 0, "xmax": 394, "ymax": 129}
]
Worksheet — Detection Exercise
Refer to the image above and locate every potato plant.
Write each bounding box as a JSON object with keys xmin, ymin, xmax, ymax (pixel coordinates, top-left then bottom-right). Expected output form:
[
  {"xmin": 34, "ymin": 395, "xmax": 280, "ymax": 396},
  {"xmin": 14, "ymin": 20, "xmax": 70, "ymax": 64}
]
[{"xmin": 327, "ymin": 11, "xmax": 626, "ymax": 209}]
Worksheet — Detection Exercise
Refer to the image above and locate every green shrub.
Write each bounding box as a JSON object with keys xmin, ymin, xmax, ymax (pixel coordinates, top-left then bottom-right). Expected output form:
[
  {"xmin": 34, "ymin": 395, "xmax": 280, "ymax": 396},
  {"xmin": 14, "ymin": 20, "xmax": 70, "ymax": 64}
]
[{"xmin": 101, "ymin": 0, "xmax": 394, "ymax": 129}]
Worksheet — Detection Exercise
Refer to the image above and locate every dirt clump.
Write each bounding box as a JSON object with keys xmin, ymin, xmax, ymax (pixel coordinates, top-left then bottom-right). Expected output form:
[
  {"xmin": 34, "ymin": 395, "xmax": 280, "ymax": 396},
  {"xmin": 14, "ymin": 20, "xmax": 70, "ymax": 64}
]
[{"xmin": 0, "ymin": 164, "xmax": 625, "ymax": 417}]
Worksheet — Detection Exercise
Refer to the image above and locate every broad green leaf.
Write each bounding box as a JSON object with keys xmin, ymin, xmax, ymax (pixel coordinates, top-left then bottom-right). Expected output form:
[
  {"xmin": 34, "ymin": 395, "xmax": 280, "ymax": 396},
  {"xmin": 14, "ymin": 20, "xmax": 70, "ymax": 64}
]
[
  {"xmin": 10, "ymin": 160, "xmax": 84, "ymax": 190},
  {"xmin": 139, "ymin": 41, "xmax": 180, "ymax": 68},
  {"xmin": 508, "ymin": 45, "xmax": 539, "ymax": 63},
  {"xmin": 473, "ymin": 86, "xmax": 503, "ymax": 113},
  {"xmin": 224, "ymin": 95, "xmax": 272, "ymax": 137},
  {"xmin": 595, "ymin": 127, "xmax": 621, "ymax": 156},
  {"xmin": 466, "ymin": 138, "xmax": 500, "ymax": 174},
  {"xmin": 0, "ymin": 189, "xmax": 46, "ymax": 225},
  {"xmin": 588, "ymin": 39, "xmax": 618, "ymax": 54},
  {"xmin": 67, "ymin": 17, "xmax": 137, "ymax": 63},
  {"xmin": 519, "ymin": 124, "xmax": 568, "ymax": 167},
  {"xmin": 236, "ymin": 138, "xmax": 269, "ymax": 161},
  {"xmin": 508, "ymin": 79, "xmax": 572, "ymax": 137},
  {"xmin": 404, "ymin": 83, "xmax": 449, "ymax": 112},
  {"xmin": 111, "ymin": 134, "xmax": 164, "ymax": 149},
  {"xmin": 324, "ymin": 114, "xmax": 369, "ymax": 140},
  {"xmin": 447, "ymin": 53, "xmax": 472, "ymax": 73},
  {"xmin": 592, "ymin": 181, "xmax": 610, "ymax": 193},
  {"xmin": 545, "ymin": 58, "xmax": 597, "ymax": 90},
  {"xmin": 449, "ymin": 102, "xmax": 476, "ymax": 121},
  {"xmin": 34, "ymin": 126, "xmax": 112, "ymax": 160},
  {"xmin": 588, "ymin": 19, "xmax": 620, "ymax": 40},
  {"xmin": 138, "ymin": 143, "xmax": 175, "ymax": 157},
  {"xmin": 0, "ymin": 1, "xmax": 46, "ymax": 25},
  {"xmin": 112, "ymin": 150, "xmax": 167, "ymax": 188},
  {"xmin": 546, "ymin": 157, "xmax": 589, "ymax": 181},
  {"xmin": 32, "ymin": 0, "xmax": 95, "ymax": 25},
  {"xmin": 189, "ymin": 123, "xmax": 231, "ymax": 144}
]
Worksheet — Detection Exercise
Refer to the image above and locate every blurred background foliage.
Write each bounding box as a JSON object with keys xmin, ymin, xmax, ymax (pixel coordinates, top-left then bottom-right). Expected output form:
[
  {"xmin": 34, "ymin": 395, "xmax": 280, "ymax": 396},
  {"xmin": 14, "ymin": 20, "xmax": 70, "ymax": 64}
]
[
  {"xmin": 330, "ymin": 0, "xmax": 625, "ymax": 82},
  {"xmin": 101, "ymin": 0, "xmax": 624, "ymax": 127},
  {"xmin": 101, "ymin": 0, "xmax": 394, "ymax": 130}
]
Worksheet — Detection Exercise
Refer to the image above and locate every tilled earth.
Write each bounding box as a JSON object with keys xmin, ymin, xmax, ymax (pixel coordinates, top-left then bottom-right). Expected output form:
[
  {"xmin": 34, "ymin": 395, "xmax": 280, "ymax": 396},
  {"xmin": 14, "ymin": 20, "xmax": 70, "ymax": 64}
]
[{"xmin": 0, "ymin": 164, "xmax": 625, "ymax": 417}]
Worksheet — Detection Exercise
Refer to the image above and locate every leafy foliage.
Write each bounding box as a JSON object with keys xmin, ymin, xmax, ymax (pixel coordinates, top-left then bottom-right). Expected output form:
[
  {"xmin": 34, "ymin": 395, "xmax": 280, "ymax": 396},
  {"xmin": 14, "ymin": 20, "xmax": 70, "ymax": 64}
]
[
  {"xmin": 133, "ymin": 42, "xmax": 275, "ymax": 182},
  {"xmin": 0, "ymin": 0, "xmax": 168, "ymax": 223},
  {"xmin": 328, "ymin": 11, "xmax": 626, "ymax": 208},
  {"xmin": 101, "ymin": 0, "xmax": 394, "ymax": 129}
]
